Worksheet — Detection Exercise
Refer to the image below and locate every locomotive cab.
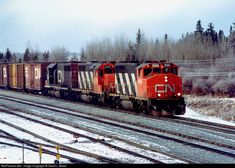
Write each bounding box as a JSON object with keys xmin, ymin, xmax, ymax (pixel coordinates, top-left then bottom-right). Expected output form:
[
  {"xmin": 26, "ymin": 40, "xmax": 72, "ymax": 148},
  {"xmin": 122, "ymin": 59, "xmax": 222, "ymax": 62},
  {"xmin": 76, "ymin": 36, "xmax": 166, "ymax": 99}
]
[
  {"xmin": 136, "ymin": 62, "xmax": 182, "ymax": 99},
  {"xmin": 93, "ymin": 62, "xmax": 115, "ymax": 94},
  {"xmin": 136, "ymin": 61, "xmax": 185, "ymax": 116}
]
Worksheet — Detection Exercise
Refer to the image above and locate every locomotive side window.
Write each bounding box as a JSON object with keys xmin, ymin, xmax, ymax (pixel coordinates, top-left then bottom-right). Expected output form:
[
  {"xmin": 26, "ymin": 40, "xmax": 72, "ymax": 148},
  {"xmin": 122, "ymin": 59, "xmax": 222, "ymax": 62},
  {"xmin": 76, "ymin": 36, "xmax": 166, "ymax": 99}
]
[
  {"xmin": 104, "ymin": 66, "xmax": 113, "ymax": 74},
  {"xmin": 138, "ymin": 68, "xmax": 142, "ymax": 76},
  {"xmin": 153, "ymin": 68, "xmax": 161, "ymax": 74},
  {"xmin": 144, "ymin": 68, "xmax": 152, "ymax": 76},
  {"xmin": 98, "ymin": 69, "xmax": 103, "ymax": 77}
]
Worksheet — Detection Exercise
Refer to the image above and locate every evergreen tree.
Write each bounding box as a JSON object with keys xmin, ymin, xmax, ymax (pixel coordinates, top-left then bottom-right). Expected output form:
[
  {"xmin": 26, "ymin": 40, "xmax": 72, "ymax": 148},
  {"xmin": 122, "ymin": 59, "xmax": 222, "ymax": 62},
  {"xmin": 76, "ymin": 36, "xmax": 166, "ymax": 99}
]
[
  {"xmin": 194, "ymin": 20, "xmax": 204, "ymax": 43},
  {"xmin": 206, "ymin": 22, "xmax": 218, "ymax": 45},
  {"xmin": 136, "ymin": 28, "xmax": 141, "ymax": 45},
  {"xmin": 0, "ymin": 52, "xmax": 4, "ymax": 62},
  {"xmin": 18, "ymin": 58, "xmax": 22, "ymax": 63},
  {"xmin": 218, "ymin": 30, "xmax": 225, "ymax": 42},
  {"xmin": 229, "ymin": 21, "xmax": 235, "ymax": 56},
  {"xmin": 12, "ymin": 53, "xmax": 17, "ymax": 63},
  {"xmin": 135, "ymin": 28, "xmax": 142, "ymax": 61},
  {"xmin": 164, "ymin": 34, "xmax": 168, "ymax": 43},
  {"xmin": 23, "ymin": 48, "xmax": 31, "ymax": 62},
  {"xmin": 163, "ymin": 34, "xmax": 171, "ymax": 61},
  {"xmin": 230, "ymin": 25, "xmax": 233, "ymax": 34},
  {"xmin": 31, "ymin": 51, "xmax": 39, "ymax": 61},
  {"xmin": 195, "ymin": 20, "xmax": 204, "ymax": 36},
  {"xmin": 5, "ymin": 48, "xmax": 12, "ymax": 63}
]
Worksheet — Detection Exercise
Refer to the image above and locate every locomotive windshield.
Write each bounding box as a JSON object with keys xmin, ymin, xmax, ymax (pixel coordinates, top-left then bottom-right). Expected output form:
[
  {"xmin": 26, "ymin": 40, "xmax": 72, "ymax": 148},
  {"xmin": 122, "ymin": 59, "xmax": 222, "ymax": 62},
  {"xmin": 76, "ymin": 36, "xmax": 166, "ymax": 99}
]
[
  {"xmin": 144, "ymin": 68, "xmax": 152, "ymax": 76},
  {"xmin": 104, "ymin": 66, "xmax": 114, "ymax": 74},
  {"xmin": 153, "ymin": 67, "xmax": 161, "ymax": 74}
]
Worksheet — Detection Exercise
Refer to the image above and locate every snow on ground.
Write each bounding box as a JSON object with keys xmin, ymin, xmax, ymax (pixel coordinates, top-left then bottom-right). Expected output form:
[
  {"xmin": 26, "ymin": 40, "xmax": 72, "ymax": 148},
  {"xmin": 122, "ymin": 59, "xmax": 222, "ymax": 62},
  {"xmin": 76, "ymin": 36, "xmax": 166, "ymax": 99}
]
[
  {"xmin": 0, "ymin": 91, "xmax": 235, "ymax": 164},
  {"xmin": 185, "ymin": 95, "xmax": 235, "ymax": 125},
  {"xmin": 184, "ymin": 107, "xmax": 235, "ymax": 127},
  {"xmin": 0, "ymin": 111, "xmax": 183, "ymax": 164}
]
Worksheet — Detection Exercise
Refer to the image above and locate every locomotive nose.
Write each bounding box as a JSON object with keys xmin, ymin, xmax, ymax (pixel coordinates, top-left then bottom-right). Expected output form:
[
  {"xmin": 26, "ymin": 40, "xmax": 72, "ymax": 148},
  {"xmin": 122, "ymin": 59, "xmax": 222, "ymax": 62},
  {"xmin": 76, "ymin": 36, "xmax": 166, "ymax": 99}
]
[{"xmin": 155, "ymin": 75, "xmax": 182, "ymax": 99}]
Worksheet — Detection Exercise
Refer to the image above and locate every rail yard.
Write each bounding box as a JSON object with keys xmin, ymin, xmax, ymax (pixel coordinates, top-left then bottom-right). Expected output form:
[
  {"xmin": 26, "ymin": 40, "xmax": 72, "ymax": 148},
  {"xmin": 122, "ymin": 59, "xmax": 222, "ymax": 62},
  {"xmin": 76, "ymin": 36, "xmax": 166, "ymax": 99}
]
[{"xmin": 0, "ymin": 89, "xmax": 234, "ymax": 164}]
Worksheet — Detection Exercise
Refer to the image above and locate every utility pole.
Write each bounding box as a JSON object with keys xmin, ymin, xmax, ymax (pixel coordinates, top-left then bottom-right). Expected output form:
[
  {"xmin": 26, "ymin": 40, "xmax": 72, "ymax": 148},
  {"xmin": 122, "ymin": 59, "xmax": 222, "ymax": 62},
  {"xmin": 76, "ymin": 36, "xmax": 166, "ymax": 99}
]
[
  {"xmin": 22, "ymin": 141, "xmax": 25, "ymax": 164},
  {"xmin": 39, "ymin": 145, "xmax": 42, "ymax": 164}
]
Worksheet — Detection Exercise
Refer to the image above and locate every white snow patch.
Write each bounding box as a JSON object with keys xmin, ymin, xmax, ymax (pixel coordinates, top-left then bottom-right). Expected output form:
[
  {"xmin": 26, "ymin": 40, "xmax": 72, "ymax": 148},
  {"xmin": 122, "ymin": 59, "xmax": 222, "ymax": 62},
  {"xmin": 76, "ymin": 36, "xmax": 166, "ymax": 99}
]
[{"xmin": 183, "ymin": 107, "xmax": 235, "ymax": 127}]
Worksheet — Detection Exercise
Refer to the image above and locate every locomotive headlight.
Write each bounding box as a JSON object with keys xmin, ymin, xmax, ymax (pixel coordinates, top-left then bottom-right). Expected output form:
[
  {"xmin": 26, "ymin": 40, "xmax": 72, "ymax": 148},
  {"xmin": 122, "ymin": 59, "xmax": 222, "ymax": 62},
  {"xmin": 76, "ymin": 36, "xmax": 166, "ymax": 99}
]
[
  {"xmin": 164, "ymin": 76, "xmax": 168, "ymax": 82},
  {"xmin": 158, "ymin": 93, "xmax": 161, "ymax": 97},
  {"xmin": 177, "ymin": 93, "xmax": 181, "ymax": 96}
]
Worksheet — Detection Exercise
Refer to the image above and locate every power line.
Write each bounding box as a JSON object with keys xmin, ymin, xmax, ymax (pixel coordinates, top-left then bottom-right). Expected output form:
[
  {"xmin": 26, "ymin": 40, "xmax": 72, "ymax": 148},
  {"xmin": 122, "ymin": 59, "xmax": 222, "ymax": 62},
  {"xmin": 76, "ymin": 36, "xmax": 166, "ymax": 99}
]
[
  {"xmin": 179, "ymin": 71, "xmax": 235, "ymax": 77},
  {"xmin": 174, "ymin": 57, "xmax": 235, "ymax": 65}
]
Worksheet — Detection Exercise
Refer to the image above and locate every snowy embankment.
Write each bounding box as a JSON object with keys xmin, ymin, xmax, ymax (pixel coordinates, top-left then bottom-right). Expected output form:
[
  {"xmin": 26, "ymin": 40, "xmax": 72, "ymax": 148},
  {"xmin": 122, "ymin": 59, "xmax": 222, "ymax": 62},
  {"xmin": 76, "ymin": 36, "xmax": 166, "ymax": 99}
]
[{"xmin": 185, "ymin": 95, "xmax": 235, "ymax": 126}]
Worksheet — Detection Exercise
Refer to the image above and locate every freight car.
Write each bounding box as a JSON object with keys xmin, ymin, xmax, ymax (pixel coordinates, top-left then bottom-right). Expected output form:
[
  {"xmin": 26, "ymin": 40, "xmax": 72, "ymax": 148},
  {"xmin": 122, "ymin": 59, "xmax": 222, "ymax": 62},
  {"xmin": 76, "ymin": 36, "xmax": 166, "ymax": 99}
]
[
  {"xmin": 8, "ymin": 63, "xmax": 25, "ymax": 90},
  {"xmin": 25, "ymin": 62, "xmax": 50, "ymax": 93},
  {"xmin": 0, "ymin": 60, "xmax": 186, "ymax": 116}
]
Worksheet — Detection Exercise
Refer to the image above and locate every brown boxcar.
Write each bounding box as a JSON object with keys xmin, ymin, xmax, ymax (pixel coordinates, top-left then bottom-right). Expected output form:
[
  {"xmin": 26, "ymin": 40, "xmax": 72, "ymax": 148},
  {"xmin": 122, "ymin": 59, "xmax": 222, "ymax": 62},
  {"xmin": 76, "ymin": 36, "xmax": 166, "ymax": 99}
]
[
  {"xmin": 0, "ymin": 64, "xmax": 9, "ymax": 87},
  {"xmin": 25, "ymin": 63, "xmax": 50, "ymax": 91},
  {"xmin": 9, "ymin": 63, "xmax": 25, "ymax": 89}
]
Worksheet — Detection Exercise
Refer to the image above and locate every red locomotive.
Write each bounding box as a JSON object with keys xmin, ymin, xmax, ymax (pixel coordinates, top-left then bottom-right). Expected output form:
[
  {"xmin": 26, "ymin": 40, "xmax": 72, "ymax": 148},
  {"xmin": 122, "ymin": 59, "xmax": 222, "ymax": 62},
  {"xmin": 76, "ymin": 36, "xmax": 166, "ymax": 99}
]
[{"xmin": 0, "ymin": 61, "xmax": 185, "ymax": 116}]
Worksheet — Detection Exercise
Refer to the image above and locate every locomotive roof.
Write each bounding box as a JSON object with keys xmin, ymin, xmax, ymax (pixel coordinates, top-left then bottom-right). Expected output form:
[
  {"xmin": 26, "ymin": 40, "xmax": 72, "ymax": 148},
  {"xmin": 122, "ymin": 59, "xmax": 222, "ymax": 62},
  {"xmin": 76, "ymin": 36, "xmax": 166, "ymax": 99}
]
[
  {"xmin": 136, "ymin": 62, "xmax": 173, "ymax": 69},
  {"xmin": 47, "ymin": 63, "xmax": 57, "ymax": 69}
]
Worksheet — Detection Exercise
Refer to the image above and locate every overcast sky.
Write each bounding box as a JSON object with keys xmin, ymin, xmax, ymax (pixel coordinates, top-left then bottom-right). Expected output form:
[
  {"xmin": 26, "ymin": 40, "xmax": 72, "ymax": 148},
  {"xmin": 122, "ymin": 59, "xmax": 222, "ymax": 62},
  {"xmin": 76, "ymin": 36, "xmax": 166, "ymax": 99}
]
[{"xmin": 1, "ymin": 0, "xmax": 235, "ymax": 53}]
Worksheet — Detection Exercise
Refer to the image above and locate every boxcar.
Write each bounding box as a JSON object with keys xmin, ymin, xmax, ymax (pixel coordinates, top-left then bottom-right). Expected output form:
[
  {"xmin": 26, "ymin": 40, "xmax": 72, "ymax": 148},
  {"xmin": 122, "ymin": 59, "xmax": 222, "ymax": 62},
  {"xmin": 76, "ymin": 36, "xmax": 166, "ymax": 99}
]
[
  {"xmin": 9, "ymin": 63, "xmax": 25, "ymax": 90},
  {"xmin": 25, "ymin": 63, "xmax": 50, "ymax": 92},
  {"xmin": 0, "ymin": 63, "xmax": 9, "ymax": 88}
]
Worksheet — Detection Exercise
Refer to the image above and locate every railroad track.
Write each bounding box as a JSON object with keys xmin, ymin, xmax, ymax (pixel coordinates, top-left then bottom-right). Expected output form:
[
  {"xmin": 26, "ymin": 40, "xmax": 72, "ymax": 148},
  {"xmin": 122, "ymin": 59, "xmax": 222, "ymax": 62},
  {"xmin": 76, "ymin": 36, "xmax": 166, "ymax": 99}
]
[
  {"xmin": 0, "ymin": 106, "xmax": 183, "ymax": 164},
  {"xmin": 0, "ymin": 94, "xmax": 234, "ymax": 150},
  {"xmin": 0, "ymin": 130, "xmax": 88, "ymax": 164},
  {"xmin": 0, "ymin": 94, "xmax": 235, "ymax": 163},
  {"xmin": 3, "ymin": 89, "xmax": 235, "ymax": 135},
  {"xmin": 0, "ymin": 117, "xmax": 125, "ymax": 164},
  {"xmin": 169, "ymin": 116, "xmax": 235, "ymax": 135}
]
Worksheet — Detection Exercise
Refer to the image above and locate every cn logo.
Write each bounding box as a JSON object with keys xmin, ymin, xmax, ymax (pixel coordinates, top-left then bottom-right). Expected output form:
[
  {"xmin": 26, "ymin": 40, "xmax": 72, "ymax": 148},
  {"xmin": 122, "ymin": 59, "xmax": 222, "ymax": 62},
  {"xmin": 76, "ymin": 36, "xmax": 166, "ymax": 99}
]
[{"xmin": 155, "ymin": 84, "xmax": 175, "ymax": 93}]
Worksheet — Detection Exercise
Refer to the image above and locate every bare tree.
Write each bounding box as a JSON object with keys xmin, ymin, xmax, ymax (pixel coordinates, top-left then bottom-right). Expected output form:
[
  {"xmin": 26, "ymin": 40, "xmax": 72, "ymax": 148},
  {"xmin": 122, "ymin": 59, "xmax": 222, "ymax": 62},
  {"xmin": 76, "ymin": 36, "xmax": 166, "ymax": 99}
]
[{"xmin": 50, "ymin": 46, "xmax": 69, "ymax": 62}]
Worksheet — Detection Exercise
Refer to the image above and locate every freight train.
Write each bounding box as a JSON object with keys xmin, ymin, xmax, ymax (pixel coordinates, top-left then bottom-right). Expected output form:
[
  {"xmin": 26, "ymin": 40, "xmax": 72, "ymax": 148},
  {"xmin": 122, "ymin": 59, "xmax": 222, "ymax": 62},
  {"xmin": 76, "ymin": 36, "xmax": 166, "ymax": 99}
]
[{"xmin": 0, "ymin": 61, "xmax": 186, "ymax": 116}]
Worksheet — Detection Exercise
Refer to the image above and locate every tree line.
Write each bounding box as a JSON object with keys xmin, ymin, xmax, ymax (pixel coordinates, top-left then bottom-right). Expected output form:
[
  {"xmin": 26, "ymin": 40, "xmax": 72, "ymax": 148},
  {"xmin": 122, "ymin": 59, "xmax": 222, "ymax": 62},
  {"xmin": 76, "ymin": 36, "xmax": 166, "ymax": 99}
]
[
  {"xmin": 81, "ymin": 20, "xmax": 235, "ymax": 62},
  {"xmin": 1, "ymin": 20, "xmax": 235, "ymax": 97},
  {"xmin": 0, "ymin": 46, "xmax": 69, "ymax": 63}
]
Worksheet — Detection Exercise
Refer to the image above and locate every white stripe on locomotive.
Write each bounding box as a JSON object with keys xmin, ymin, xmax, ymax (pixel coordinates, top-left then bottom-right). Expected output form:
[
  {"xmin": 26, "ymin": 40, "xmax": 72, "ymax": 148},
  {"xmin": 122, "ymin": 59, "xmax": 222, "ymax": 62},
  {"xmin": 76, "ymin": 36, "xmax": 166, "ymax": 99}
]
[
  {"xmin": 78, "ymin": 71, "xmax": 83, "ymax": 89},
  {"xmin": 125, "ymin": 73, "xmax": 133, "ymax": 96},
  {"xmin": 119, "ymin": 73, "xmax": 126, "ymax": 94},
  {"xmin": 115, "ymin": 73, "xmax": 120, "ymax": 94},
  {"xmin": 131, "ymin": 73, "xmax": 137, "ymax": 96},
  {"xmin": 90, "ymin": 71, "xmax": 94, "ymax": 84},
  {"xmin": 81, "ymin": 71, "xmax": 87, "ymax": 89},
  {"xmin": 85, "ymin": 71, "xmax": 91, "ymax": 89}
]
